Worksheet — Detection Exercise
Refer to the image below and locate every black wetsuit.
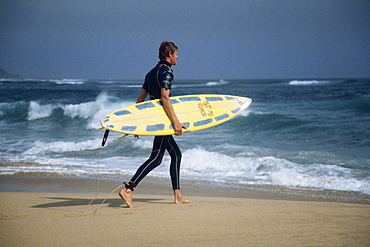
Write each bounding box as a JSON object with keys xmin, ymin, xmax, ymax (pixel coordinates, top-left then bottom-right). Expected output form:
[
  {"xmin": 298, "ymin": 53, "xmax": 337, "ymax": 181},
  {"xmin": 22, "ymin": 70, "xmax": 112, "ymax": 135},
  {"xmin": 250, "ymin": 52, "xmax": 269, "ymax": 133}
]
[{"xmin": 125, "ymin": 61, "xmax": 182, "ymax": 191}]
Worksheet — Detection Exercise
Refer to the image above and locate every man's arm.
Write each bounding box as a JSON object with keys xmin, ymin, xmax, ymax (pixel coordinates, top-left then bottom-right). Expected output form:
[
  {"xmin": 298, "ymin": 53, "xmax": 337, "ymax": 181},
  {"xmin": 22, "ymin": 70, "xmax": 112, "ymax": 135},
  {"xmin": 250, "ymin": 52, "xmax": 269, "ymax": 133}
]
[
  {"xmin": 133, "ymin": 89, "xmax": 148, "ymax": 139},
  {"xmin": 160, "ymin": 88, "xmax": 186, "ymax": 135},
  {"xmin": 136, "ymin": 88, "xmax": 148, "ymax": 103}
]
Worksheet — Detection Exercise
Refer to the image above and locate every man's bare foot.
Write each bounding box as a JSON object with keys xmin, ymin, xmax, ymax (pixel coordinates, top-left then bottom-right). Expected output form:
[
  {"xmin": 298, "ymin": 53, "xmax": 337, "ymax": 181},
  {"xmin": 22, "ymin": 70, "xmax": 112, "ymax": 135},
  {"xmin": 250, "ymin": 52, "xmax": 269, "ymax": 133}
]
[
  {"xmin": 173, "ymin": 189, "xmax": 192, "ymax": 204},
  {"xmin": 174, "ymin": 197, "xmax": 192, "ymax": 204},
  {"xmin": 118, "ymin": 187, "xmax": 134, "ymax": 208}
]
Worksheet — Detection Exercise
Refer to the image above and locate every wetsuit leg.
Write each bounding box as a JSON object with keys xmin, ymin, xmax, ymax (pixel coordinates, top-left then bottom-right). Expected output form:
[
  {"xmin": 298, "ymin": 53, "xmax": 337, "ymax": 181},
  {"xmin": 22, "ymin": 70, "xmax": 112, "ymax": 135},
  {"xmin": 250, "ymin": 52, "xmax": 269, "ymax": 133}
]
[
  {"xmin": 128, "ymin": 136, "xmax": 169, "ymax": 188},
  {"xmin": 166, "ymin": 136, "xmax": 182, "ymax": 190}
]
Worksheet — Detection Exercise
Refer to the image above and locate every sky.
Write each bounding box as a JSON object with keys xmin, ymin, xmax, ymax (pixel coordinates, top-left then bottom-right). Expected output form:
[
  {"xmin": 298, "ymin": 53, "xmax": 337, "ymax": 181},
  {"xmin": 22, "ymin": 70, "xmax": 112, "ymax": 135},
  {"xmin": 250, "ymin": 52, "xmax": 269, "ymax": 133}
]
[{"xmin": 1, "ymin": 0, "xmax": 369, "ymax": 80}]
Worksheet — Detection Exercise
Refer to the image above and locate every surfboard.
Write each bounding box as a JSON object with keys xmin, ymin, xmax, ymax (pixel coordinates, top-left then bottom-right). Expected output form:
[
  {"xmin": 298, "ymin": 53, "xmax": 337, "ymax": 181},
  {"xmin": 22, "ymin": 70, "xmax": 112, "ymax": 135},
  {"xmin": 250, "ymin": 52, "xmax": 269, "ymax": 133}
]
[{"xmin": 100, "ymin": 94, "xmax": 252, "ymax": 136}]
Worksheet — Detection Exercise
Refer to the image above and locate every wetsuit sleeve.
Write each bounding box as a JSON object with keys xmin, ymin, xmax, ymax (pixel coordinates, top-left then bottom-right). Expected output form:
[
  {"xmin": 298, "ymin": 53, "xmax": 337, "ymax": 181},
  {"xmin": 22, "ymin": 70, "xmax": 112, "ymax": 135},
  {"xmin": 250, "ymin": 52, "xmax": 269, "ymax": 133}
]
[
  {"xmin": 142, "ymin": 74, "xmax": 149, "ymax": 91},
  {"xmin": 158, "ymin": 70, "xmax": 173, "ymax": 90}
]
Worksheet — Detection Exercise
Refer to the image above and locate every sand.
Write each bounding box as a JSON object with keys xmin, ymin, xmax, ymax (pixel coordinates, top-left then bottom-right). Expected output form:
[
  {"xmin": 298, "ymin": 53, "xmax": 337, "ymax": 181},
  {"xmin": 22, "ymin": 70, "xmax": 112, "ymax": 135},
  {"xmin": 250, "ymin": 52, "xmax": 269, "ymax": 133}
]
[{"xmin": 1, "ymin": 191, "xmax": 369, "ymax": 246}]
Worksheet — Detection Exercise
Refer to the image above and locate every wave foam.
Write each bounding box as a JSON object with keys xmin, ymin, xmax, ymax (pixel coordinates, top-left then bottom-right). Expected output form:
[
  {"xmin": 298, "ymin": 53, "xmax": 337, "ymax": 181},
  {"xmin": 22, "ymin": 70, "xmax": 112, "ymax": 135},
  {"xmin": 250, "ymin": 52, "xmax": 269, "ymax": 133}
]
[
  {"xmin": 270, "ymin": 168, "xmax": 369, "ymax": 194},
  {"xmin": 86, "ymin": 93, "xmax": 134, "ymax": 129},
  {"xmin": 28, "ymin": 101, "xmax": 55, "ymax": 120},
  {"xmin": 51, "ymin": 79, "xmax": 86, "ymax": 85},
  {"xmin": 26, "ymin": 92, "xmax": 135, "ymax": 129},
  {"xmin": 181, "ymin": 148, "xmax": 369, "ymax": 194},
  {"xmin": 289, "ymin": 80, "xmax": 330, "ymax": 85},
  {"xmin": 27, "ymin": 100, "xmax": 97, "ymax": 121},
  {"xmin": 206, "ymin": 79, "xmax": 229, "ymax": 86},
  {"xmin": 24, "ymin": 138, "xmax": 102, "ymax": 155}
]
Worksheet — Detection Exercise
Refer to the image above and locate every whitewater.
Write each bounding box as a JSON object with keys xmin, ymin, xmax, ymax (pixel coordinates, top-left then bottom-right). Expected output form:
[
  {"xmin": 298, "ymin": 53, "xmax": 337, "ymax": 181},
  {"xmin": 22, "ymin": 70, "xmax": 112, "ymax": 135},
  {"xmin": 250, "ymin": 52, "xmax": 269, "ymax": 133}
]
[{"xmin": 1, "ymin": 78, "xmax": 369, "ymax": 200}]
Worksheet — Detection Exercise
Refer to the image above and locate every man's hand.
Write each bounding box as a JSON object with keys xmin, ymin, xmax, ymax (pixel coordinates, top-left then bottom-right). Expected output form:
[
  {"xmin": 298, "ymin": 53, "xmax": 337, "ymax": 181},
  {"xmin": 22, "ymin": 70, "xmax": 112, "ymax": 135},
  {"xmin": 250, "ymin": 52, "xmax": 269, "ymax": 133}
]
[{"xmin": 173, "ymin": 122, "xmax": 187, "ymax": 136}]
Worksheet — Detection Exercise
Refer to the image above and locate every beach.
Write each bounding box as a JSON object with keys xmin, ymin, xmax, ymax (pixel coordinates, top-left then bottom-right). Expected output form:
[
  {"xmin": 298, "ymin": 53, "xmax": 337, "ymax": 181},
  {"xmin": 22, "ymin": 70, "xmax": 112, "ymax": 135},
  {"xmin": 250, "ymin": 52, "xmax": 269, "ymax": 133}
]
[{"xmin": 1, "ymin": 177, "xmax": 369, "ymax": 246}]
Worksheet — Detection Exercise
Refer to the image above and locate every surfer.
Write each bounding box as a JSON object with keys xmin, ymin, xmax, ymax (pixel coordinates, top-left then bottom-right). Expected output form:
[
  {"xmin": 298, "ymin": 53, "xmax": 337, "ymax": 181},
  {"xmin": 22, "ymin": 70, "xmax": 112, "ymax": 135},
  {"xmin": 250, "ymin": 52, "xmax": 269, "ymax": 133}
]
[{"xmin": 119, "ymin": 41, "xmax": 191, "ymax": 208}]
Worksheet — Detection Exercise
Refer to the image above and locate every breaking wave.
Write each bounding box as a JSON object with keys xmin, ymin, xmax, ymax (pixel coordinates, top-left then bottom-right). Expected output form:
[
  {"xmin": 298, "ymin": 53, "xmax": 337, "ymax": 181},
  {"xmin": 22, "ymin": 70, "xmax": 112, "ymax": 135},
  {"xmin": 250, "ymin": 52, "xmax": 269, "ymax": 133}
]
[{"xmin": 289, "ymin": 80, "xmax": 330, "ymax": 85}]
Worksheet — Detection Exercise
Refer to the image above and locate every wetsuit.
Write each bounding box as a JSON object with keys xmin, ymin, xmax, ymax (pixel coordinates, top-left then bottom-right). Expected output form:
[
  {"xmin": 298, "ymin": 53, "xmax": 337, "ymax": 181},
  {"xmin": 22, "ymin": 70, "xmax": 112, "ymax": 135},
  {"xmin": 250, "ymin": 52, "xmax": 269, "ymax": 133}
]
[{"xmin": 125, "ymin": 61, "xmax": 182, "ymax": 191}]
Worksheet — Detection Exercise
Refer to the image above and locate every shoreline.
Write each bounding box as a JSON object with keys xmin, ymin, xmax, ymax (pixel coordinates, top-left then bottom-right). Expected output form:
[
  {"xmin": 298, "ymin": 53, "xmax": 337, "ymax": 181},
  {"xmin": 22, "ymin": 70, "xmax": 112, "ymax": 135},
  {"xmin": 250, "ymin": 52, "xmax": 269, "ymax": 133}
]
[{"xmin": 1, "ymin": 174, "xmax": 369, "ymax": 204}]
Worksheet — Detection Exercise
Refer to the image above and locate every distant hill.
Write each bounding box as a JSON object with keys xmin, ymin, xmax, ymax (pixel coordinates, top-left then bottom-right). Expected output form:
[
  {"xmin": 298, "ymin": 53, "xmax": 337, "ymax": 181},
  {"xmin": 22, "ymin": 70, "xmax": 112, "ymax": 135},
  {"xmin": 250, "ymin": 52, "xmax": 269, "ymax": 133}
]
[{"xmin": 0, "ymin": 68, "xmax": 23, "ymax": 79}]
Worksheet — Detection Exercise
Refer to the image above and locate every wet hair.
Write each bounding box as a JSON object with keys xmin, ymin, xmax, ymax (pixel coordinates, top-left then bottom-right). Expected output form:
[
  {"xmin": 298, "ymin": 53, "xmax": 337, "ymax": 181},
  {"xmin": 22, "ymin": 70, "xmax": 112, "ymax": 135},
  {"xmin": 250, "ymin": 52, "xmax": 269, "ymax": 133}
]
[{"xmin": 158, "ymin": 41, "xmax": 178, "ymax": 61}]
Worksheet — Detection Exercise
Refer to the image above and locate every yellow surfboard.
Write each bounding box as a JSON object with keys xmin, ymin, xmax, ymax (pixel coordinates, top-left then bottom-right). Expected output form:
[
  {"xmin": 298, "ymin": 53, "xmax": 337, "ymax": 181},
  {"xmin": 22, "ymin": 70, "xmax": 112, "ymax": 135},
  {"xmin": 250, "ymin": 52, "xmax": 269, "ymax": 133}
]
[{"xmin": 100, "ymin": 94, "xmax": 252, "ymax": 136}]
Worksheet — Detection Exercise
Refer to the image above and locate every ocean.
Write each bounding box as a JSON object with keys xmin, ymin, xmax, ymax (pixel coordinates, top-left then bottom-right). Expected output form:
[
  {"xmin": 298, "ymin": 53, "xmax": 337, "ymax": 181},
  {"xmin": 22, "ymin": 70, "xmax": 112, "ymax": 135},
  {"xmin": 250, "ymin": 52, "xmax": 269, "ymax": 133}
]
[{"xmin": 1, "ymin": 78, "xmax": 369, "ymax": 202}]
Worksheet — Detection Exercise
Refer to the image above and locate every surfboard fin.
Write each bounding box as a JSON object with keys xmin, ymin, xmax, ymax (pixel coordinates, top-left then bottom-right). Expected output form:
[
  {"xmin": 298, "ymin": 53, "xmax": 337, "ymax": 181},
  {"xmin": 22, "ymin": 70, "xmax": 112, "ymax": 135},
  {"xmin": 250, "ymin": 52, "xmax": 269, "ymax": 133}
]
[
  {"xmin": 102, "ymin": 129, "xmax": 110, "ymax": 147},
  {"xmin": 118, "ymin": 134, "xmax": 129, "ymax": 139}
]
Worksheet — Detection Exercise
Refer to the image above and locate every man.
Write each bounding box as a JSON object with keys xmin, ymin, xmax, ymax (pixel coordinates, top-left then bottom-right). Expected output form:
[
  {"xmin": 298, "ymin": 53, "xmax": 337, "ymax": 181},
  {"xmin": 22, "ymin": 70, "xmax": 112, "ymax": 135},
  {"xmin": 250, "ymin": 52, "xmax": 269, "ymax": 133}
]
[{"xmin": 119, "ymin": 41, "xmax": 191, "ymax": 208}]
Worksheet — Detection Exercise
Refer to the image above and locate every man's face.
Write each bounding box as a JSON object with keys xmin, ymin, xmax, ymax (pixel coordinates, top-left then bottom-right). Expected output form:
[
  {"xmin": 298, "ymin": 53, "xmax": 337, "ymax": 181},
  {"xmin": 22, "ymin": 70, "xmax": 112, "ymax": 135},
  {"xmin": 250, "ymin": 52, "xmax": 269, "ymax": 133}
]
[{"xmin": 168, "ymin": 51, "xmax": 178, "ymax": 65}]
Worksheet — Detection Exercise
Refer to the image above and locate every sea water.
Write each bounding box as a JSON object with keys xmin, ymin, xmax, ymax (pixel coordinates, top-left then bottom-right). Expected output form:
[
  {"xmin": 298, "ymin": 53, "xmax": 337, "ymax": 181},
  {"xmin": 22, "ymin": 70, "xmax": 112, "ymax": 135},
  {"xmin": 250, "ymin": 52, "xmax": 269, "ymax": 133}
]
[{"xmin": 0, "ymin": 78, "xmax": 369, "ymax": 200}]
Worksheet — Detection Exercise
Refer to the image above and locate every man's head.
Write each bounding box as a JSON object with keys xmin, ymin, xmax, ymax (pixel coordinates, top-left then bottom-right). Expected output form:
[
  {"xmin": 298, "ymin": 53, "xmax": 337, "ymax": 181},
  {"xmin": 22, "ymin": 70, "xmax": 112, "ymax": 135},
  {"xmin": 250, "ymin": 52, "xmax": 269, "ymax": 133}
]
[{"xmin": 159, "ymin": 41, "xmax": 178, "ymax": 65}]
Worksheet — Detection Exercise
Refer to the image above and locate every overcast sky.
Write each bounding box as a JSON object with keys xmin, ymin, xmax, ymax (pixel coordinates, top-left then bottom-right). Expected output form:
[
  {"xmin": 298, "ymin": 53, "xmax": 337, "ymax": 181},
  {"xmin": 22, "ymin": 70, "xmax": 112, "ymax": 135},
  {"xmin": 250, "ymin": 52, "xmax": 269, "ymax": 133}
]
[{"xmin": 1, "ymin": 0, "xmax": 369, "ymax": 80}]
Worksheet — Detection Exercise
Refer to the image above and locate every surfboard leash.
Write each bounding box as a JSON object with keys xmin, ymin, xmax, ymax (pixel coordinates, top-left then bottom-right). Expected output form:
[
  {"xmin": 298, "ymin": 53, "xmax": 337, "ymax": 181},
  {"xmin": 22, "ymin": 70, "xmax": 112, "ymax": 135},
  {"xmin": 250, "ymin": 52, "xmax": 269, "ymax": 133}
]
[{"xmin": 64, "ymin": 129, "xmax": 129, "ymax": 217}]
